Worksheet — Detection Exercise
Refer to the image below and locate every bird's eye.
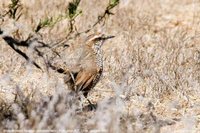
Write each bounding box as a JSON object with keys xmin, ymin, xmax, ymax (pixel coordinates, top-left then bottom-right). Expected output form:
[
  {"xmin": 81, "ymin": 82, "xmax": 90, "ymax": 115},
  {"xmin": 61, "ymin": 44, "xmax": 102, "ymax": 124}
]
[{"xmin": 95, "ymin": 37, "xmax": 102, "ymax": 41}]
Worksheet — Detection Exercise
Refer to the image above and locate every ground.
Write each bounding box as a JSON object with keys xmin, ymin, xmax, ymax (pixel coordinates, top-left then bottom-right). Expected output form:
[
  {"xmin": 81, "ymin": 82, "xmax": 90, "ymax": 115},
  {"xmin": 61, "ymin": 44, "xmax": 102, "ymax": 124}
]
[{"xmin": 0, "ymin": 0, "xmax": 200, "ymax": 132}]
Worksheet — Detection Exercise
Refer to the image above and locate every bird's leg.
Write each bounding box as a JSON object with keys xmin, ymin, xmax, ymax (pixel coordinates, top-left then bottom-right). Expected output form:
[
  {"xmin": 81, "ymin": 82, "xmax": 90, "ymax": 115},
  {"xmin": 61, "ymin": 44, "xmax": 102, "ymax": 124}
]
[
  {"xmin": 76, "ymin": 92, "xmax": 97, "ymax": 111},
  {"xmin": 87, "ymin": 99, "xmax": 93, "ymax": 105},
  {"xmin": 69, "ymin": 72, "xmax": 76, "ymax": 84},
  {"xmin": 86, "ymin": 98, "xmax": 97, "ymax": 110},
  {"xmin": 82, "ymin": 91, "xmax": 97, "ymax": 110},
  {"xmin": 79, "ymin": 94, "xmax": 85, "ymax": 111}
]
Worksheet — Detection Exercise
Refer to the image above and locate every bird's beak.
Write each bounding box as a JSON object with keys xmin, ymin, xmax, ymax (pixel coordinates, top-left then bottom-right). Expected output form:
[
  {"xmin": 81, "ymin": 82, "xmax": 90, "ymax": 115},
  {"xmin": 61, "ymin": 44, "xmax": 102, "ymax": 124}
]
[{"xmin": 102, "ymin": 35, "xmax": 115, "ymax": 40}]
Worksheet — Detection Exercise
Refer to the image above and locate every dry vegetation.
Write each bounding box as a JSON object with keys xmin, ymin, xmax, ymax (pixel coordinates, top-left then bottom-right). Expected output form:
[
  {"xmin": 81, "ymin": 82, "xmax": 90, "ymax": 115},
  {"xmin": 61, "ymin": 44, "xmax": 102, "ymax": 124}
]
[{"xmin": 1, "ymin": 0, "xmax": 200, "ymax": 132}]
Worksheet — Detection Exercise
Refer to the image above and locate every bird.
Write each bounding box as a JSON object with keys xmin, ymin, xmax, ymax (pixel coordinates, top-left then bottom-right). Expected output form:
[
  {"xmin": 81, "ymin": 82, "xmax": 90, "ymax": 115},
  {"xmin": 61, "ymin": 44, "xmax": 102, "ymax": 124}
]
[{"xmin": 49, "ymin": 33, "xmax": 114, "ymax": 101}]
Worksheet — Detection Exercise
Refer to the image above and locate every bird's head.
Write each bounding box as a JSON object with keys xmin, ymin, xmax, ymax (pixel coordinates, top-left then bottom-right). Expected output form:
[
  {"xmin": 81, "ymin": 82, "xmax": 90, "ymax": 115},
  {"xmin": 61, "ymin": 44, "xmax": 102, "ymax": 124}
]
[{"xmin": 86, "ymin": 33, "xmax": 115, "ymax": 49}]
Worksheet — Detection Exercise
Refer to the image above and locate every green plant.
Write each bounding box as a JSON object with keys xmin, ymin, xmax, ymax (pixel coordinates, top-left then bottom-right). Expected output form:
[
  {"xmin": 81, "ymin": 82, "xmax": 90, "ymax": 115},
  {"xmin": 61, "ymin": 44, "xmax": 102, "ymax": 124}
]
[
  {"xmin": 67, "ymin": 0, "xmax": 82, "ymax": 20},
  {"xmin": 91, "ymin": 0, "xmax": 119, "ymax": 29},
  {"xmin": 8, "ymin": 0, "xmax": 22, "ymax": 20},
  {"xmin": 35, "ymin": 17, "xmax": 54, "ymax": 32},
  {"xmin": 107, "ymin": 0, "xmax": 119, "ymax": 12},
  {"xmin": 35, "ymin": 0, "xmax": 82, "ymax": 33}
]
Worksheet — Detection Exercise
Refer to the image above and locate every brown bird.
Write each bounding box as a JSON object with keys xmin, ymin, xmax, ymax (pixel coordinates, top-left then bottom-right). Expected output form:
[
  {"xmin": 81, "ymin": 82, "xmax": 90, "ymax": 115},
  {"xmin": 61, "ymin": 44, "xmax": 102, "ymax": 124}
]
[{"xmin": 50, "ymin": 33, "xmax": 114, "ymax": 100}]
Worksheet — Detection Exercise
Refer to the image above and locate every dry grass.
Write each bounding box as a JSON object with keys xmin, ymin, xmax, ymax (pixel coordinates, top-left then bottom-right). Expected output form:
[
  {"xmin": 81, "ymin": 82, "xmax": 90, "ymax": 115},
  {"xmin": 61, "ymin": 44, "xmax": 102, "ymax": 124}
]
[{"xmin": 1, "ymin": 0, "xmax": 200, "ymax": 132}]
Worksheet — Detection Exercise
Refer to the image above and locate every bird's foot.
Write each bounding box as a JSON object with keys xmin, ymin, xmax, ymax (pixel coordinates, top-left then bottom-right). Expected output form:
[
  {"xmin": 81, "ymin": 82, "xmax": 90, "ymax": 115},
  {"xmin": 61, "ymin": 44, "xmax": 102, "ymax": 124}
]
[{"xmin": 85, "ymin": 99, "xmax": 97, "ymax": 111}]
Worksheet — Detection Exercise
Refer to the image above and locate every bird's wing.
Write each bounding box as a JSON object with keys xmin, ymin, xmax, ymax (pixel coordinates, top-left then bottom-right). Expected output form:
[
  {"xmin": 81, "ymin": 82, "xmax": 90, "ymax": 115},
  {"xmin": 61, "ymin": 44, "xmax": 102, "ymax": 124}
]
[{"xmin": 75, "ymin": 68, "xmax": 98, "ymax": 92}]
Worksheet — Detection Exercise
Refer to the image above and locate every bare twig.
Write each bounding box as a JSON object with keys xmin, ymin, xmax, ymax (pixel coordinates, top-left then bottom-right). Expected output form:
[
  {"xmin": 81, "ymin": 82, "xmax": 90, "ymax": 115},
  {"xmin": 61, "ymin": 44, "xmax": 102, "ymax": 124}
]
[{"xmin": 2, "ymin": 36, "xmax": 42, "ymax": 70}]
